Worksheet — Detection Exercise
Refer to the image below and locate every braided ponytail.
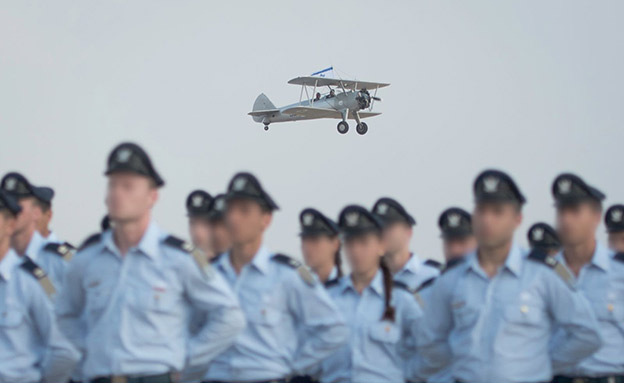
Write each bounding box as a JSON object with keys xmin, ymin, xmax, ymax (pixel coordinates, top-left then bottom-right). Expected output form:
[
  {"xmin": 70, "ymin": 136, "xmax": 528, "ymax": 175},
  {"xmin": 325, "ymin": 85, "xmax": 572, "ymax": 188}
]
[{"xmin": 379, "ymin": 256, "xmax": 395, "ymax": 322}]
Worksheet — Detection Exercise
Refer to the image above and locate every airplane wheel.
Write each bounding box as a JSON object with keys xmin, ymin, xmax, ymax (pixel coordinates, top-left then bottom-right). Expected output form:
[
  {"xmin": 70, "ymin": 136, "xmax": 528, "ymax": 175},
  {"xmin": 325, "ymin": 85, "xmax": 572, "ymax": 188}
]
[
  {"xmin": 337, "ymin": 121, "xmax": 349, "ymax": 134},
  {"xmin": 264, "ymin": 125, "xmax": 269, "ymax": 131},
  {"xmin": 356, "ymin": 122, "xmax": 368, "ymax": 135}
]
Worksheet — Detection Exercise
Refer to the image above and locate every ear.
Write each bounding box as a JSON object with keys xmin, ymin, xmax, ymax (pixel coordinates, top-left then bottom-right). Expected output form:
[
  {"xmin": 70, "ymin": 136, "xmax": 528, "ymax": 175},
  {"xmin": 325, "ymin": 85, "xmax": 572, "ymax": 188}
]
[
  {"xmin": 260, "ymin": 211, "xmax": 273, "ymax": 230},
  {"xmin": 514, "ymin": 210, "xmax": 523, "ymax": 228}
]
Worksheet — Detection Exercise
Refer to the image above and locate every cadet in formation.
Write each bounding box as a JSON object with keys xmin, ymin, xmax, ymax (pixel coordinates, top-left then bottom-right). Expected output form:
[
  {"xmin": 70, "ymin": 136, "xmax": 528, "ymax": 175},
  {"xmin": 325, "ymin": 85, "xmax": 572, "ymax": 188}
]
[
  {"xmin": 55, "ymin": 142, "xmax": 246, "ymax": 383},
  {"xmin": 299, "ymin": 207, "xmax": 343, "ymax": 285}
]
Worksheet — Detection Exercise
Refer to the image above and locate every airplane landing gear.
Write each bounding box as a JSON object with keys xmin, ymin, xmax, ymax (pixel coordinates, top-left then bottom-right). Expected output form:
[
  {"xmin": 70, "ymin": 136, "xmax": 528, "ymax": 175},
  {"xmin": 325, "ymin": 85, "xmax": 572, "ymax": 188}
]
[
  {"xmin": 264, "ymin": 125, "xmax": 269, "ymax": 131},
  {"xmin": 356, "ymin": 122, "xmax": 368, "ymax": 135},
  {"xmin": 337, "ymin": 121, "xmax": 349, "ymax": 134}
]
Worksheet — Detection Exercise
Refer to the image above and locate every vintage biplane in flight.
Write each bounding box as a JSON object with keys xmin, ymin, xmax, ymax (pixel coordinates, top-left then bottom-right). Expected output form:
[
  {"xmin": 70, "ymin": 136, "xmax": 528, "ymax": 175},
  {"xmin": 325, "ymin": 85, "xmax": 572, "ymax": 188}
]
[{"xmin": 248, "ymin": 68, "xmax": 389, "ymax": 135}]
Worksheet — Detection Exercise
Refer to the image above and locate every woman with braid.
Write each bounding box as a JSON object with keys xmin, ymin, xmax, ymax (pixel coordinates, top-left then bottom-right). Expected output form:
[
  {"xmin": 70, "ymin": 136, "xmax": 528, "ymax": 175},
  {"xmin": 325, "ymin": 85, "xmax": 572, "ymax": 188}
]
[{"xmin": 319, "ymin": 205, "xmax": 423, "ymax": 383}]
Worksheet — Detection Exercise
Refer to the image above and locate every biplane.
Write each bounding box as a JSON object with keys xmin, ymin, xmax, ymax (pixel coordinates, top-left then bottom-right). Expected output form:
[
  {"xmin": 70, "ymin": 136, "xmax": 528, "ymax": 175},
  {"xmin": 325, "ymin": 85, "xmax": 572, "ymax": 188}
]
[{"xmin": 248, "ymin": 68, "xmax": 389, "ymax": 135}]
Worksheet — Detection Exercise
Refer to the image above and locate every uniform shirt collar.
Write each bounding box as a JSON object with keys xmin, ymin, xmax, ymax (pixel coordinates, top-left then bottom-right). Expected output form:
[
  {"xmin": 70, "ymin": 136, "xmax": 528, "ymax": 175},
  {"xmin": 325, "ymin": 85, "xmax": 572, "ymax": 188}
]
[
  {"xmin": 467, "ymin": 243, "xmax": 523, "ymax": 277},
  {"xmin": 102, "ymin": 220, "xmax": 162, "ymax": 259},
  {"xmin": 44, "ymin": 231, "xmax": 59, "ymax": 244},
  {"xmin": 342, "ymin": 269, "xmax": 384, "ymax": 297},
  {"xmin": 327, "ymin": 266, "xmax": 339, "ymax": 281},
  {"xmin": 24, "ymin": 230, "xmax": 46, "ymax": 259},
  {"xmin": 556, "ymin": 241, "xmax": 611, "ymax": 272},
  {"xmin": 397, "ymin": 253, "xmax": 422, "ymax": 276},
  {"xmin": 0, "ymin": 248, "xmax": 21, "ymax": 281},
  {"xmin": 219, "ymin": 244, "xmax": 272, "ymax": 275}
]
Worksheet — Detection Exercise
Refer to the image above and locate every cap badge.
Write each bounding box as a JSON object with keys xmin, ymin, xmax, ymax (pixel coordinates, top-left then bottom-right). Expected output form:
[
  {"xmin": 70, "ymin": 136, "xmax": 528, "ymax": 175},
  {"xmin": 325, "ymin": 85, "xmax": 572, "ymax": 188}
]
[
  {"xmin": 302, "ymin": 213, "xmax": 315, "ymax": 227},
  {"xmin": 376, "ymin": 203, "xmax": 389, "ymax": 215},
  {"xmin": 483, "ymin": 176, "xmax": 499, "ymax": 193},
  {"xmin": 558, "ymin": 179, "xmax": 572, "ymax": 194},
  {"xmin": 214, "ymin": 198, "xmax": 225, "ymax": 211},
  {"xmin": 611, "ymin": 209, "xmax": 623, "ymax": 223},
  {"xmin": 447, "ymin": 213, "xmax": 461, "ymax": 228},
  {"xmin": 345, "ymin": 212, "xmax": 360, "ymax": 227},
  {"xmin": 192, "ymin": 195, "xmax": 204, "ymax": 207},
  {"xmin": 116, "ymin": 148, "xmax": 132, "ymax": 163},
  {"xmin": 532, "ymin": 228, "xmax": 544, "ymax": 241},
  {"xmin": 233, "ymin": 177, "xmax": 247, "ymax": 191},
  {"xmin": 4, "ymin": 177, "xmax": 16, "ymax": 191}
]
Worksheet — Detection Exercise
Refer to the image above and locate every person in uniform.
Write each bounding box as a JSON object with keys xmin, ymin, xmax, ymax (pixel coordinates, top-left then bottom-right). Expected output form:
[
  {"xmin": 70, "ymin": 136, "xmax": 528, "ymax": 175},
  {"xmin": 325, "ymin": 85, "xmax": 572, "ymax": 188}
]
[
  {"xmin": 0, "ymin": 190, "xmax": 80, "ymax": 383},
  {"xmin": 202, "ymin": 172, "xmax": 348, "ymax": 383},
  {"xmin": 418, "ymin": 169, "xmax": 601, "ymax": 383},
  {"xmin": 372, "ymin": 197, "xmax": 440, "ymax": 291},
  {"xmin": 299, "ymin": 208, "xmax": 342, "ymax": 285},
  {"xmin": 1, "ymin": 172, "xmax": 74, "ymax": 292},
  {"xmin": 318, "ymin": 204, "xmax": 423, "ymax": 383},
  {"xmin": 206, "ymin": 193, "xmax": 231, "ymax": 256},
  {"xmin": 186, "ymin": 189, "xmax": 217, "ymax": 260},
  {"xmin": 527, "ymin": 222, "xmax": 560, "ymax": 256},
  {"xmin": 32, "ymin": 185, "xmax": 64, "ymax": 243},
  {"xmin": 55, "ymin": 142, "xmax": 246, "ymax": 383},
  {"xmin": 550, "ymin": 173, "xmax": 624, "ymax": 383},
  {"xmin": 605, "ymin": 204, "xmax": 624, "ymax": 253},
  {"xmin": 437, "ymin": 207, "xmax": 476, "ymax": 266}
]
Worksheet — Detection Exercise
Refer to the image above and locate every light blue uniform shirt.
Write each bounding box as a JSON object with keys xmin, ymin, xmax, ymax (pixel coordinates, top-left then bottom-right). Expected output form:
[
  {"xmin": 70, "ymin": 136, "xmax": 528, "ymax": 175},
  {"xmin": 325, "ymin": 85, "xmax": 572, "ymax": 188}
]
[
  {"xmin": 320, "ymin": 270, "xmax": 423, "ymax": 383},
  {"xmin": 418, "ymin": 243, "xmax": 602, "ymax": 383},
  {"xmin": 55, "ymin": 221, "xmax": 245, "ymax": 380},
  {"xmin": 23, "ymin": 230, "xmax": 68, "ymax": 292},
  {"xmin": 205, "ymin": 245, "xmax": 349, "ymax": 382},
  {"xmin": 394, "ymin": 253, "xmax": 440, "ymax": 291},
  {"xmin": 552, "ymin": 242, "xmax": 624, "ymax": 377},
  {"xmin": 0, "ymin": 248, "xmax": 79, "ymax": 383}
]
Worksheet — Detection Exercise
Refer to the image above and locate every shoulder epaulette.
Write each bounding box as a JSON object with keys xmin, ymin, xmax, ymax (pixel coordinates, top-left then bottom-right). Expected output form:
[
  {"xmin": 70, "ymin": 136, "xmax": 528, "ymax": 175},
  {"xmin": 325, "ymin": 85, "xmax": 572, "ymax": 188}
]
[
  {"xmin": 20, "ymin": 257, "xmax": 56, "ymax": 299},
  {"xmin": 614, "ymin": 252, "xmax": 624, "ymax": 263},
  {"xmin": 527, "ymin": 249, "xmax": 575, "ymax": 290},
  {"xmin": 164, "ymin": 235, "xmax": 212, "ymax": 278},
  {"xmin": 324, "ymin": 278, "xmax": 340, "ymax": 288},
  {"xmin": 43, "ymin": 242, "xmax": 76, "ymax": 261},
  {"xmin": 78, "ymin": 233, "xmax": 102, "ymax": 251},
  {"xmin": 415, "ymin": 276, "xmax": 437, "ymax": 293},
  {"xmin": 424, "ymin": 259, "xmax": 443, "ymax": 270},
  {"xmin": 272, "ymin": 253, "xmax": 315, "ymax": 286},
  {"xmin": 443, "ymin": 256, "xmax": 466, "ymax": 273}
]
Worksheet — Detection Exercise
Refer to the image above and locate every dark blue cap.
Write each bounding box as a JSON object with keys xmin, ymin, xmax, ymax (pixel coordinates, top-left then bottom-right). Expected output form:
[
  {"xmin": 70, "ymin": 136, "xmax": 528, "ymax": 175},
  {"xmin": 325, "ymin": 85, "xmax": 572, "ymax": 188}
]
[
  {"xmin": 105, "ymin": 142, "xmax": 164, "ymax": 187},
  {"xmin": 299, "ymin": 208, "xmax": 339, "ymax": 237},
  {"xmin": 1, "ymin": 172, "xmax": 55, "ymax": 203},
  {"xmin": 0, "ymin": 190, "xmax": 22, "ymax": 216}
]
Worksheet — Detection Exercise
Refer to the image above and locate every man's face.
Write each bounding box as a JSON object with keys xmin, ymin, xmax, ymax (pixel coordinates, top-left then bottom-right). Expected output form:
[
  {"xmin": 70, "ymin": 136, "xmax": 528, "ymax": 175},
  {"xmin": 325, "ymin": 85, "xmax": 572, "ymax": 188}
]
[
  {"xmin": 381, "ymin": 222, "xmax": 412, "ymax": 254},
  {"xmin": 556, "ymin": 203, "xmax": 601, "ymax": 246},
  {"xmin": 344, "ymin": 233, "xmax": 384, "ymax": 274},
  {"xmin": 443, "ymin": 235, "xmax": 477, "ymax": 261},
  {"xmin": 0, "ymin": 212, "xmax": 17, "ymax": 245},
  {"xmin": 301, "ymin": 235, "xmax": 340, "ymax": 270},
  {"xmin": 608, "ymin": 231, "xmax": 624, "ymax": 253},
  {"xmin": 35, "ymin": 205, "xmax": 52, "ymax": 235},
  {"xmin": 209, "ymin": 220, "xmax": 231, "ymax": 255},
  {"xmin": 473, "ymin": 202, "xmax": 521, "ymax": 249},
  {"xmin": 225, "ymin": 199, "xmax": 272, "ymax": 245},
  {"xmin": 105, "ymin": 173, "xmax": 158, "ymax": 223},
  {"xmin": 188, "ymin": 217, "xmax": 212, "ymax": 251},
  {"xmin": 14, "ymin": 197, "xmax": 40, "ymax": 234}
]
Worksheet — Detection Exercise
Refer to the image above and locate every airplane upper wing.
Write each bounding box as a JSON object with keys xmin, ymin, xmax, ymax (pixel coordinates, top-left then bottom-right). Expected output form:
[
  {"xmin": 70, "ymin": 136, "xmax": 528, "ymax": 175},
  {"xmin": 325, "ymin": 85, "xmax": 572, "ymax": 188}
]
[
  {"xmin": 287, "ymin": 76, "xmax": 390, "ymax": 90},
  {"xmin": 281, "ymin": 106, "xmax": 381, "ymax": 119}
]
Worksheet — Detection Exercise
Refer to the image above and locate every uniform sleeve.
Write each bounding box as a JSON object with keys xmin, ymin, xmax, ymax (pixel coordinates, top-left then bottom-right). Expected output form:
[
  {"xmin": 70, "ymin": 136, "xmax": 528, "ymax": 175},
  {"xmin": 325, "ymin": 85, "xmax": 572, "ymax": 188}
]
[
  {"xmin": 29, "ymin": 278, "xmax": 80, "ymax": 383},
  {"xmin": 416, "ymin": 275, "xmax": 454, "ymax": 376},
  {"xmin": 54, "ymin": 256, "xmax": 88, "ymax": 355},
  {"xmin": 180, "ymin": 256, "xmax": 246, "ymax": 379},
  {"xmin": 286, "ymin": 272, "xmax": 349, "ymax": 374},
  {"xmin": 543, "ymin": 270, "xmax": 602, "ymax": 372}
]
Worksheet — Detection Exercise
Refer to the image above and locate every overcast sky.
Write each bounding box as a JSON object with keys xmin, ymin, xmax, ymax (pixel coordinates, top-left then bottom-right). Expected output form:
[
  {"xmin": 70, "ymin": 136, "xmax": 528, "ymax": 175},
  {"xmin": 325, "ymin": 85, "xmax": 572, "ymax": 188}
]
[{"xmin": 1, "ymin": 0, "xmax": 622, "ymax": 261}]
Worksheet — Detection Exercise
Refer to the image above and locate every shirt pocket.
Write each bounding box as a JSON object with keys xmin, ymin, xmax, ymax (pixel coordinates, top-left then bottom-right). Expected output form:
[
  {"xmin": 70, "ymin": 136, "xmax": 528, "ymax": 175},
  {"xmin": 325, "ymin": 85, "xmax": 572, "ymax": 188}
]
[
  {"xmin": 592, "ymin": 298, "xmax": 624, "ymax": 323},
  {"xmin": 452, "ymin": 305, "xmax": 479, "ymax": 329},
  {"xmin": 246, "ymin": 304, "xmax": 281, "ymax": 326},
  {"xmin": 369, "ymin": 321, "xmax": 401, "ymax": 344},
  {"xmin": 503, "ymin": 303, "xmax": 544, "ymax": 326},
  {"xmin": 0, "ymin": 309, "xmax": 24, "ymax": 328},
  {"xmin": 127, "ymin": 285, "xmax": 178, "ymax": 315}
]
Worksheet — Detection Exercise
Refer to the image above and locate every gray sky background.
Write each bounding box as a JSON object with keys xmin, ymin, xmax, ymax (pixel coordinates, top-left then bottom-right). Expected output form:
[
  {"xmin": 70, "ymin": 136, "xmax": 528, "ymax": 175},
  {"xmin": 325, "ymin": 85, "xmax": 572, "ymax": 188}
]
[{"xmin": 1, "ymin": 1, "xmax": 622, "ymax": 261}]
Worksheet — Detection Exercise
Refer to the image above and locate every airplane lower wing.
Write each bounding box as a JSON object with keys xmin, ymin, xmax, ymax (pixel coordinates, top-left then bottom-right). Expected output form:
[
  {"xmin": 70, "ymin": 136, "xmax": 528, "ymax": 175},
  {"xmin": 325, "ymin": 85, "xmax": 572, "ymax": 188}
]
[
  {"xmin": 248, "ymin": 109, "xmax": 280, "ymax": 116},
  {"xmin": 281, "ymin": 107, "xmax": 381, "ymax": 120}
]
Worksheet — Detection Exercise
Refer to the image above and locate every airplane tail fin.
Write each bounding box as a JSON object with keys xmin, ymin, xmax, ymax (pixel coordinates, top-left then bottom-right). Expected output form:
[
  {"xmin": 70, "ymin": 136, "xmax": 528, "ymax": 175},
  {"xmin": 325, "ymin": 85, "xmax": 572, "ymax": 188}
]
[{"xmin": 253, "ymin": 93, "xmax": 276, "ymax": 111}]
